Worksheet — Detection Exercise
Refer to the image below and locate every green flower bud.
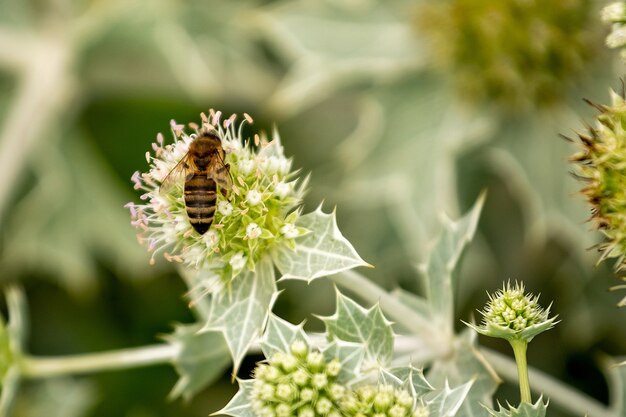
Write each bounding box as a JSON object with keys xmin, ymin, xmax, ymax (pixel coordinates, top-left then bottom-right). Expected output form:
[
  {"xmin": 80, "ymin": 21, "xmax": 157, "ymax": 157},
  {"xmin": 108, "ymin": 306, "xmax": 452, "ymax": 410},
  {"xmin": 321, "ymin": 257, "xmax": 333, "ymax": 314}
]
[
  {"xmin": 315, "ymin": 397, "xmax": 333, "ymax": 415},
  {"xmin": 275, "ymin": 404, "xmax": 291, "ymax": 417},
  {"xmin": 465, "ymin": 281, "xmax": 558, "ymax": 343},
  {"xmin": 299, "ymin": 406, "xmax": 315, "ymax": 417},
  {"xmin": 412, "ymin": 406, "xmax": 429, "ymax": 417},
  {"xmin": 417, "ymin": 0, "xmax": 598, "ymax": 109},
  {"xmin": 290, "ymin": 340, "xmax": 309, "ymax": 358}
]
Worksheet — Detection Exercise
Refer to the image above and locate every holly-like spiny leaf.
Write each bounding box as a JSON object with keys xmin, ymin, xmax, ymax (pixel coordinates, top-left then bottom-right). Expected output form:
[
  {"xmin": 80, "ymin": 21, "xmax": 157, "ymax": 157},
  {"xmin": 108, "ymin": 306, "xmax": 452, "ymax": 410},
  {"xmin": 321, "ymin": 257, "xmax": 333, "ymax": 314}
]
[
  {"xmin": 273, "ymin": 206, "xmax": 370, "ymax": 282},
  {"xmin": 321, "ymin": 289, "xmax": 393, "ymax": 368}
]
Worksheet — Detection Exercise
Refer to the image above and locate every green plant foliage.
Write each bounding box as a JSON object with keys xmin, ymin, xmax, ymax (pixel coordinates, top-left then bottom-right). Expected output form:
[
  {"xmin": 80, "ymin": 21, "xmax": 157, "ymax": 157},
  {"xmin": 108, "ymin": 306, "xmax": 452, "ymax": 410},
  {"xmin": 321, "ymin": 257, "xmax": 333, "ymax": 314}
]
[
  {"xmin": 322, "ymin": 290, "xmax": 393, "ymax": 368},
  {"xmin": 203, "ymin": 256, "xmax": 277, "ymax": 374},
  {"xmin": 164, "ymin": 324, "xmax": 230, "ymax": 401},
  {"xmin": 485, "ymin": 397, "xmax": 548, "ymax": 417},
  {"xmin": 273, "ymin": 206, "xmax": 370, "ymax": 281}
]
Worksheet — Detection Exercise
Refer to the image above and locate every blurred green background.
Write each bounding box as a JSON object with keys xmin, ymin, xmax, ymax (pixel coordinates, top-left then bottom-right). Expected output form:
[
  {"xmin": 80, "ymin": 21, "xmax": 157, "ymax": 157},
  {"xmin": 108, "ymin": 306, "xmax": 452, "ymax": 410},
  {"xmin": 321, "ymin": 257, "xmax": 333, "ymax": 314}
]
[{"xmin": 1, "ymin": 0, "xmax": 625, "ymax": 416}]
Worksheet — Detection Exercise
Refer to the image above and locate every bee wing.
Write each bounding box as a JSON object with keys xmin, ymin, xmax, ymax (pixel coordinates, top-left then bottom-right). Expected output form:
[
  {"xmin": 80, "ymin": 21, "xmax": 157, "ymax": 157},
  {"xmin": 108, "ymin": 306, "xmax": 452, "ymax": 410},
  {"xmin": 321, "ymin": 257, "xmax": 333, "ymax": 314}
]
[
  {"xmin": 159, "ymin": 153, "xmax": 193, "ymax": 194},
  {"xmin": 207, "ymin": 153, "xmax": 233, "ymax": 190}
]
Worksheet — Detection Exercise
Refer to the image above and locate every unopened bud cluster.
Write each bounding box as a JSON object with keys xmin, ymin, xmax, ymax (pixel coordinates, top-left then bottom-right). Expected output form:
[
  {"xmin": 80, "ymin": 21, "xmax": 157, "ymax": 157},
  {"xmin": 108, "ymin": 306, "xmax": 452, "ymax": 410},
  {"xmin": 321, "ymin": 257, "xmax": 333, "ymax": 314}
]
[
  {"xmin": 341, "ymin": 385, "xmax": 428, "ymax": 417},
  {"xmin": 417, "ymin": 0, "xmax": 597, "ymax": 109},
  {"xmin": 469, "ymin": 281, "xmax": 557, "ymax": 343},
  {"xmin": 127, "ymin": 110, "xmax": 307, "ymax": 276},
  {"xmin": 251, "ymin": 341, "xmax": 345, "ymax": 417},
  {"xmin": 570, "ymin": 90, "xmax": 626, "ymax": 270}
]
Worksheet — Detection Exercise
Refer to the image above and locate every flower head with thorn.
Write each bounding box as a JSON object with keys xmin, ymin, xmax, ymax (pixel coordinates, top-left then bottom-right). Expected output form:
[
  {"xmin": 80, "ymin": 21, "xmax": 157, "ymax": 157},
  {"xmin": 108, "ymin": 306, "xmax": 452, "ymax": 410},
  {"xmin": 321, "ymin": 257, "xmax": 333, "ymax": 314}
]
[
  {"xmin": 465, "ymin": 281, "xmax": 557, "ymax": 343},
  {"xmin": 126, "ymin": 110, "xmax": 308, "ymax": 279}
]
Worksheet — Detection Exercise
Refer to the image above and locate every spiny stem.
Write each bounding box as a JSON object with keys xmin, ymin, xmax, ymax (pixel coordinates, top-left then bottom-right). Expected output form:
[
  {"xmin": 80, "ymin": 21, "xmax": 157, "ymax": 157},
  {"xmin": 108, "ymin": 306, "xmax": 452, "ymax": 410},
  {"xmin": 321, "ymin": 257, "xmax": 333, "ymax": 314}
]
[{"xmin": 19, "ymin": 344, "xmax": 178, "ymax": 379}]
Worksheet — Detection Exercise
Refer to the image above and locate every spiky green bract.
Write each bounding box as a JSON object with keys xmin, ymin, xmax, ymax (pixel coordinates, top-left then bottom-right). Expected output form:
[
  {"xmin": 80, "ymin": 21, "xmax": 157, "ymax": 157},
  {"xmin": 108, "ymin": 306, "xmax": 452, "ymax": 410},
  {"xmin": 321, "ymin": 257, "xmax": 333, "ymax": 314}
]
[
  {"xmin": 603, "ymin": 2, "xmax": 626, "ymax": 61},
  {"xmin": 484, "ymin": 396, "xmax": 548, "ymax": 417},
  {"xmin": 570, "ymin": 90, "xmax": 626, "ymax": 274},
  {"xmin": 465, "ymin": 282, "xmax": 557, "ymax": 343},
  {"xmin": 127, "ymin": 111, "xmax": 307, "ymax": 277},
  {"xmin": 417, "ymin": 0, "xmax": 596, "ymax": 109},
  {"xmin": 321, "ymin": 289, "xmax": 394, "ymax": 369}
]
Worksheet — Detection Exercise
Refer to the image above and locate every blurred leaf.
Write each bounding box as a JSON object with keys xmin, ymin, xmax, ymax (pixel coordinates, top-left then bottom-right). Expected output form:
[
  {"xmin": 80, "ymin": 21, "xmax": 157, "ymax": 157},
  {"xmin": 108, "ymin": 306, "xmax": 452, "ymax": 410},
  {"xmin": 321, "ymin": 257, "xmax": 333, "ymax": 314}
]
[
  {"xmin": 252, "ymin": 0, "xmax": 424, "ymax": 115},
  {"xmin": 273, "ymin": 206, "xmax": 370, "ymax": 282},
  {"xmin": 332, "ymin": 75, "xmax": 493, "ymax": 267},
  {"xmin": 165, "ymin": 324, "xmax": 230, "ymax": 401},
  {"xmin": 426, "ymin": 379, "xmax": 474, "ymax": 417},
  {"xmin": 322, "ymin": 289, "xmax": 393, "ymax": 367},
  {"xmin": 1, "ymin": 133, "xmax": 152, "ymax": 295},
  {"xmin": 204, "ymin": 256, "xmax": 277, "ymax": 374},
  {"xmin": 321, "ymin": 339, "xmax": 365, "ymax": 384},
  {"xmin": 216, "ymin": 379, "xmax": 256, "ymax": 417},
  {"xmin": 260, "ymin": 313, "xmax": 307, "ymax": 359},
  {"xmin": 427, "ymin": 330, "xmax": 500, "ymax": 417},
  {"xmin": 14, "ymin": 378, "xmax": 96, "ymax": 417},
  {"xmin": 418, "ymin": 192, "xmax": 485, "ymax": 327},
  {"xmin": 485, "ymin": 112, "xmax": 595, "ymax": 253}
]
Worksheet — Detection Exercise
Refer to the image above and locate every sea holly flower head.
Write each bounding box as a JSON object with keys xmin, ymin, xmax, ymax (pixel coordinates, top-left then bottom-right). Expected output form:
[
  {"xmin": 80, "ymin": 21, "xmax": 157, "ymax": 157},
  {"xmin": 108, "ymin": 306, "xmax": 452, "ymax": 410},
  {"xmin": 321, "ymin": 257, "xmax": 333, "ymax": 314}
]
[
  {"xmin": 127, "ymin": 110, "xmax": 308, "ymax": 277},
  {"xmin": 570, "ymin": 89, "xmax": 626, "ymax": 271},
  {"xmin": 250, "ymin": 341, "xmax": 347, "ymax": 417},
  {"xmin": 417, "ymin": 0, "xmax": 597, "ymax": 109},
  {"xmin": 465, "ymin": 281, "xmax": 557, "ymax": 343}
]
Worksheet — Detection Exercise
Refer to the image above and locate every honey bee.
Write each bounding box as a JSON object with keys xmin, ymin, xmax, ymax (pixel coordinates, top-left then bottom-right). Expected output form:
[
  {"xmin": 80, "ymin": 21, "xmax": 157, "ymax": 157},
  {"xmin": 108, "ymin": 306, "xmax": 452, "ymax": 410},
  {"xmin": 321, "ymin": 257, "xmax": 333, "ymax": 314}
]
[{"xmin": 160, "ymin": 129, "xmax": 232, "ymax": 234}]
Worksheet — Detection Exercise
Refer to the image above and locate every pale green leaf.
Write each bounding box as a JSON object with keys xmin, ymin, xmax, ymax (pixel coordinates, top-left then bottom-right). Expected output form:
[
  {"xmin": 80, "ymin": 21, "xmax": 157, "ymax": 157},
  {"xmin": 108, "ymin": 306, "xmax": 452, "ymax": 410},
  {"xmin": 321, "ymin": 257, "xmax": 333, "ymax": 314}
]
[
  {"xmin": 377, "ymin": 367, "xmax": 404, "ymax": 388},
  {"xmin": 13, "ymin": 378, "xmax": 96, "ymax": 417},
  {"xmin": 261, "ymin": 314, "xmax": 308, "ymax": 359},
  {"xmin": 485, "ymin": 397, "xmax": 548, "ymax": 417},
  {"xmin": 204, "ymin": 256, "xmax": 278, "ymax": 373},
  {"xmin": 273, "ymin": 206, "xmax": 370, "ymax": 282},
  {"xmin": 426, "ymin": 380, "xmax": 474, "ymax": 417},
  {"xmin": 251, "ymin": 0, "xmax": 424, "ymax": 115},
  {"xmin": 0, "ymin": 134, "xmax": 152, "ymax": 295},
  {"xmin": 322, "ymin": 289, "xmax": 393, "ymax": 367},
  {"xmin": 428, "ymin": 330, "xmax": 500, "ymax": 417},
  {"xmin": 215, "ymin": 379, "xmax": 256, "ymax": 417},
  {"xmin": 388, "ymin": 366, "xmax": 434, "ymax": 397},
  {"xmin": 322, "ymin": 339, "xmax": 365, "ymax": 384},
  {"xmin": 419, "ymin": 193, "xmax": 485, "ymax": 326},
  {"xmin": 165, "ymin": 324, "xmax": 231, "ymax": 401}
]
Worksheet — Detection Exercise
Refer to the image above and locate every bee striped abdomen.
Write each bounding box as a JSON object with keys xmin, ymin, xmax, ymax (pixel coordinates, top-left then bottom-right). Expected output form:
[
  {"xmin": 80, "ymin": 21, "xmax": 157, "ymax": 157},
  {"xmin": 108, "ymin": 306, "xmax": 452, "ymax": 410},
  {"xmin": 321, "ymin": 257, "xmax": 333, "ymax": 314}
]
[{"xmin": 184, "ymin": 173, "xmax": 217, "ymax": 234}]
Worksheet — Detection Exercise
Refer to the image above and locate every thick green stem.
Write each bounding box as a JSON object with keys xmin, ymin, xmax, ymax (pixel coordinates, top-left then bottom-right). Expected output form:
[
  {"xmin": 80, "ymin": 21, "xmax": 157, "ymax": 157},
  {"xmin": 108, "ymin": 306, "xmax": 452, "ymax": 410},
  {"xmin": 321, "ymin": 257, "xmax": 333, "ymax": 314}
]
[
  {"xmin": 19, "ymin": 344, "xmax": 178, "ymax": 379},
  {"xmin": 509, "ymin": 339, "xmax": 531, "ymax": 403}
]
